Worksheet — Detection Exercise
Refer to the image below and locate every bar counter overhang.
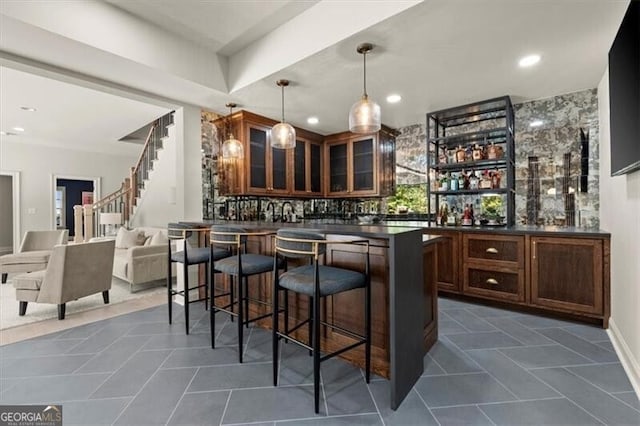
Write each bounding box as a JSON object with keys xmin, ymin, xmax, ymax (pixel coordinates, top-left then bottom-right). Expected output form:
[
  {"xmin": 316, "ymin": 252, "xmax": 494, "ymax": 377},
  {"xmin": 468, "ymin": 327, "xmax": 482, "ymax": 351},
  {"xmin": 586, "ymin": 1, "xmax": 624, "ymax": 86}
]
[{"xmin": 182, "ymin": 220, "xmax": 440, "ymax": 410}]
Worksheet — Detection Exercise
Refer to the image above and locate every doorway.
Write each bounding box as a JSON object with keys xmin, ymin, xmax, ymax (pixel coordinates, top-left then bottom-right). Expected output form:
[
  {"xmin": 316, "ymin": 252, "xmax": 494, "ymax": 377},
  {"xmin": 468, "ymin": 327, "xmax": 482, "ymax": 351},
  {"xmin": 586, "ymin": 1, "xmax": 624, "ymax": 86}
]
[
  {"xmin": 52, "ymin": 176, "xmax": 100, "ymax": 238},
  {"xmin": 0, "ymin": 171, "xmax": 20, "ymax": 254}
]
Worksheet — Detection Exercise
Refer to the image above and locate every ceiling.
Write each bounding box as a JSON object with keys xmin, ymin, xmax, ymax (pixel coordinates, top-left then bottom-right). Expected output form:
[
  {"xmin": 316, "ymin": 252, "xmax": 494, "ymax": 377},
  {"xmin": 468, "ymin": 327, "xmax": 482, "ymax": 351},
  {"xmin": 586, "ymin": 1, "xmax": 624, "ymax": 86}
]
[{"xmin": 0, "ymin": 0, "xmax": 630, "ymax": 147}]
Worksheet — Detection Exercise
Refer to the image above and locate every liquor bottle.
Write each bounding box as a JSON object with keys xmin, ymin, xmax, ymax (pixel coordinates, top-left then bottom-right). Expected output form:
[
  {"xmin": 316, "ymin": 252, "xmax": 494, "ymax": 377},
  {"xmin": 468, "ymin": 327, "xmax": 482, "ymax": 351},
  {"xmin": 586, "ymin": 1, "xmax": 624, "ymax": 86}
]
[
  {"xmin": 458, "ymin": 173, "xmax": 465, "ymax": 191},
  {"xmin": 450, "ymin": 173, "xmax": 459, "ymax": 191}
]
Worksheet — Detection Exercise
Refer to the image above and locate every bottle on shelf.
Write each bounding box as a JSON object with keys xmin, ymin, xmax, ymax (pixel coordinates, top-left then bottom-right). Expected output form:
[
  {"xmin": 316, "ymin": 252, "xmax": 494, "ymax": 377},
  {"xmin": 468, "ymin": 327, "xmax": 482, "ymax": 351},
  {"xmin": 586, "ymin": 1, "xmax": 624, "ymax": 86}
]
[
  {"xmin": 450, "ymin": 173, "xmax": 459, "ymax": 191},
  {"xmin": 439, "ymin": 173, "xmax": 448, "ymax": 191},
  {"xmin": 458, "ymin": 172, "xmax": 466, "ymax": 191},
  {"xmin": 462, "ymin": 204, "xmax": 473, "ymax": 226},
  {"xmin": 472, "ymin": 144, "xmax": 484, "ymax": 161},
  {"xmin": 446, "ymin": 206, "xmax": 457, "ymax": 226},
  {"xmin": 455, "ymin": 145, "xmax": 466, "ymax": 163},
  {"xmin": 491, "ymin": 168, "xmax": 502, "ymax": 189},
  {"xmin": 469, "ymin": 171, "xmax": 479, "ymax": 190}
]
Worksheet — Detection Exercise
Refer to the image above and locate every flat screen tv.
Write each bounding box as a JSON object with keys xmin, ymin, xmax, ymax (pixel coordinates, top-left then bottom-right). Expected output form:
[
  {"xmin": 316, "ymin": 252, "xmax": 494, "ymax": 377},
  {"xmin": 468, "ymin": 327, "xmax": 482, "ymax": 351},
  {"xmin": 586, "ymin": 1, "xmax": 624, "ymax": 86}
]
[{"xmin": 609, "ymin": 0, "xmax": 640, "ymax": 176}]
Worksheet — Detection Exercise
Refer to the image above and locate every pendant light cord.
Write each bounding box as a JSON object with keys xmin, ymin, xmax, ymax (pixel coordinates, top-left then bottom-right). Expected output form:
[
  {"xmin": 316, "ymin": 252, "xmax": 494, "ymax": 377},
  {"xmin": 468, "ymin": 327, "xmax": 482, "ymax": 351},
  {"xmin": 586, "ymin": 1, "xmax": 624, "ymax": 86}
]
[
  {"xmin": 363, "ymin": 50, "xmax": 368, "ymax": 97},
  {"xmin": 281, "ymin": 85, "xmax": 285, "ymax": 123}
]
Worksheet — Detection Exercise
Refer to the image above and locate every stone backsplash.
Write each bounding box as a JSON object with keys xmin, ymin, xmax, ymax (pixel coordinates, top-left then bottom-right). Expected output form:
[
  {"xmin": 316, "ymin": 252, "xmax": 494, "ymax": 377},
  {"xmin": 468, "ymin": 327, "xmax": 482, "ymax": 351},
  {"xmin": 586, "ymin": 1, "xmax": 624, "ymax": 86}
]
[{"xmin": 395, "ymin": 89, "xmax": 600, "ymax": 228}]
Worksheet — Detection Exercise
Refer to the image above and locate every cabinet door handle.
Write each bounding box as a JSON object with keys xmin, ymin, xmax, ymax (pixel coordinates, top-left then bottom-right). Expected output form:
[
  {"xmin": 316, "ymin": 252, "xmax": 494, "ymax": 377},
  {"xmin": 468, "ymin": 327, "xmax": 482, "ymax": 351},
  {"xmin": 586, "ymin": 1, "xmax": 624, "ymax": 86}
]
[
  {"xmin": 533, "ymin": 241, "xmax": 536, "ymax": 259},
  {"xmin": 486, "ymin": 247, "xmax": 499, "ymax": 254},
  {"xmin": 486, "ymin": 278, "xmax": 499, "ymax": 285}
]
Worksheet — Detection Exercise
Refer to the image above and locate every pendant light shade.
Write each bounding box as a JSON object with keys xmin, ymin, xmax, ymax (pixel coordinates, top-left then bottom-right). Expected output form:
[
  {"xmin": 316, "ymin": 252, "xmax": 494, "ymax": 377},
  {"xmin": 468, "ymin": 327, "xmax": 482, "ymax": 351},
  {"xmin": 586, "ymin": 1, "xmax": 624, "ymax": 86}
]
[
  {"xmin": 349, "ymin": 43, "xmax": 381, "ymax": 134},
  {"xmin": 272, "ymin": 79, "xmax": 296, "ymax": 149},
  {"xmin": 221, "ymin": 103, "xmax": 243, "ymax": 159}
]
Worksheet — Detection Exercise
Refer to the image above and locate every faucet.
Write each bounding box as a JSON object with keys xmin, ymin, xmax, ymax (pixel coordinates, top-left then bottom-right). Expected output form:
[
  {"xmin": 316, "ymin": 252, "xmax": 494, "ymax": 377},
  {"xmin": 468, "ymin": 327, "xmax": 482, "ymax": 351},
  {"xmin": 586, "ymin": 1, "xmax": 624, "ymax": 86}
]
[
  {"xmin": 265, "ymin": 202, "xmax": 278, "ymax": 222},
  {"xmin": 281, "ymin": 201, "xmax": 294, "ymax": 222}
]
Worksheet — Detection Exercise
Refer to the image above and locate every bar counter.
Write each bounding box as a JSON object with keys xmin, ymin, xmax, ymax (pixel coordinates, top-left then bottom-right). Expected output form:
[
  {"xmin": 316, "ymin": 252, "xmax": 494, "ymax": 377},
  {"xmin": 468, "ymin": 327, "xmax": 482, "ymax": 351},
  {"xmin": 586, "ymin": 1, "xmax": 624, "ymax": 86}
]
[{"xmin": 186, "ymin": 220, "xmax": 441, "ymax": 410}]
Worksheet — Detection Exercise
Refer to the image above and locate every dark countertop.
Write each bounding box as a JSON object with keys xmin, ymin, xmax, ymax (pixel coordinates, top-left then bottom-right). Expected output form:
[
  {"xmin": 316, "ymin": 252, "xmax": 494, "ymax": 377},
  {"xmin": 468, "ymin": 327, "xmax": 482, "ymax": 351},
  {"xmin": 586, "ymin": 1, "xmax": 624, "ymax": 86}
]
[
  {"xmin": 189, "ymin": 220, "xmax": 422, "ymax": 239},
  {"xmin": 382, "ymin": 221, "xmax": 611, "ymax": 238}
]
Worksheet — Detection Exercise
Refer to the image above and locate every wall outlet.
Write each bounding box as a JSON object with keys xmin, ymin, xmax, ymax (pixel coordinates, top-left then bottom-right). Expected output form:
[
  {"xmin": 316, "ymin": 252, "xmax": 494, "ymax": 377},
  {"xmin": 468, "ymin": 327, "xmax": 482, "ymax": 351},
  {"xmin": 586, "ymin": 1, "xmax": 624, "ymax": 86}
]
[{"xmin": 27, "ymin": 208, "xmax": 36, "ymax": 214}]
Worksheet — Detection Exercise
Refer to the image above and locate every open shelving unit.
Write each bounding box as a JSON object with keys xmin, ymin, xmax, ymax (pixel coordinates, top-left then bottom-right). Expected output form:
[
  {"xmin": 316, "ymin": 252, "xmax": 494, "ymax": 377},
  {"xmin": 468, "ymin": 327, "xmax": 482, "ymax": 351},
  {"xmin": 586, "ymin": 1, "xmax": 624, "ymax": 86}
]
[{"xmin": 426, "ymin": 96, "xmax": 515, "ymax": 226}]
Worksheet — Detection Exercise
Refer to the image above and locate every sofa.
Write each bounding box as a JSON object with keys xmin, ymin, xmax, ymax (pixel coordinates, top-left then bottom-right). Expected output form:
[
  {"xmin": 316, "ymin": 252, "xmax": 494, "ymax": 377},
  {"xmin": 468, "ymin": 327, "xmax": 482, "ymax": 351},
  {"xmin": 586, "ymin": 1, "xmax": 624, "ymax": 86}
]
[
  {"xmin": 0, "ymin": 230, "xmax": 69, "ymax": 284},
  {"xmin": 112, "ymin": 227, "xmax": 173, "ymax": 292},
  {"xmin": 14, "ymin": 240, "xmax": 115, "ymax": 320}
]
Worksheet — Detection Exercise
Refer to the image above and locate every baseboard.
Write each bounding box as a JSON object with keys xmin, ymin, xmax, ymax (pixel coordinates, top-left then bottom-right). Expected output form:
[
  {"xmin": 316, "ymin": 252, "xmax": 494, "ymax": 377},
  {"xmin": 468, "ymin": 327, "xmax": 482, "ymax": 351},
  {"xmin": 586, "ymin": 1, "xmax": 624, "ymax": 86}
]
[
  {"xmin": 0, "ymin": 246, "xmax": 12, "ymax": 255},
  {"xmin": 608, "ymin": 318, "xmax": 640, "ymax": 399}
]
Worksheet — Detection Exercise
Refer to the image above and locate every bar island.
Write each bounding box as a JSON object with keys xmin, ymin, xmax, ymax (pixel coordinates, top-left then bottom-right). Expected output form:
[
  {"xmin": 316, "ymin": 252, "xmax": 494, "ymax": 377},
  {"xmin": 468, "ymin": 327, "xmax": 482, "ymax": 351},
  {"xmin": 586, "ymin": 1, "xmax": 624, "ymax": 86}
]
[{"xmin": 186, "ymin": 220, "xmax": 440, "ymax": 410}]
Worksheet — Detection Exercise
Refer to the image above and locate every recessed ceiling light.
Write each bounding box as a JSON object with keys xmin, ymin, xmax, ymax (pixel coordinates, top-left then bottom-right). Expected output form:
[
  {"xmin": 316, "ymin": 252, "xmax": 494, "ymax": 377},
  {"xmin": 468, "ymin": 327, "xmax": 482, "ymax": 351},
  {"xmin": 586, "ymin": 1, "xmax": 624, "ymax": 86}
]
[
  {"xmin": 529, "ymin": 120, "xmax": 543, "ymax": 127},
  {"xmin": 307, "ymin": 117, "xmax": 319, "ymax": 125},
  {"xmin": 386, "ymin": 94, "xmax": 402, "ymax": 104},
  {"xmin": 12, "ymin": 127, "xmax": 25, "ymax": 132},
  {"xmin": 519, "ymin": 54, "xmax": 541, "ymax": 67},
  {"xmin": 20, "ymin": 106, "xmax": 36, "ymax": 112}
]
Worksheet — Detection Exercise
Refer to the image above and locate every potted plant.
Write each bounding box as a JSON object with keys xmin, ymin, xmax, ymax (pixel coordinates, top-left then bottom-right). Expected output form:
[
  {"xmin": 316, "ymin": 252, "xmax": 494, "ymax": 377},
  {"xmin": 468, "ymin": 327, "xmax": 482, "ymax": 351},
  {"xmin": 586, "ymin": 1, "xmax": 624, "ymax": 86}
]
[{"xmin": 481, "ymin": 195, "xmax": 503, "ymax": 225}]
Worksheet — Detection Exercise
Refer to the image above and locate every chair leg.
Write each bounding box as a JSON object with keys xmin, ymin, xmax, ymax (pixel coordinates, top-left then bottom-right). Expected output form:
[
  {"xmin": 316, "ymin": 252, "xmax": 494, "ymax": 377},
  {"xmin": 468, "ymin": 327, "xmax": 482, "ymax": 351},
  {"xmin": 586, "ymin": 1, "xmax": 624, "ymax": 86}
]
[
  {"xmin": 167, "ymin": 262, "xmax": 173, "ymax": 325},
  {"xmin": 237, "ymin": 273, "xmax": 244, "ymax": 363},
  {"xmin": 204, "ymin": 263, "xmax": 209, "ymax": 311},
  {"xmin": 210, "ymin": 269, "xmax": 216, "ymax": 349},
  {"xmin": 229, "ymin": 275, "xmax": 234, "ymax": 322},
  {"xmin": 18, "ymin": 301, "xmax": 27, "ymax": 316},
  {"xmin": 313, "ymin": 294, "xmax": 321, "ymax": 414},
  {"xmin": 102, "ymin": 291, "xmax": 110, "ymax": 304},
  {"xmin": 272, "ymin": 274, "xmax": 280, "ymax": 387},
  {"xmin": 365, "ymin": 282, "xmax": 371, "ymax": 383},
  {"xmin": 1, "ymin": 273, "xmax": 7, "ymax": 284},
  {"xmin": 58, "ymin": 303, "xmax": 66, "ymax": 320},
  {"xmin": 244, "ymin": 276, "xmax": 249, "ymax": 329},
  {"xmin": 184, "ymin": 263, "xmax": 190, "ymax": 335},
  {"xmin": 308, "ymin": 296, "xmax": 313, "ymax": 356}
]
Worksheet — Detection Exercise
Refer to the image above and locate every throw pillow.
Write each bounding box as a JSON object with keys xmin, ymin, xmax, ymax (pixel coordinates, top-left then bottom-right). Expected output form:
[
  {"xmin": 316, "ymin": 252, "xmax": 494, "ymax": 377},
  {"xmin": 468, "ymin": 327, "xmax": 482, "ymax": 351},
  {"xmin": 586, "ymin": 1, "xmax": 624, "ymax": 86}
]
[
  {"xmin": 115, "ymin": 228, "xmax": 145, "ymax": 249},
  {"xmin": 150, "ymin": 231, "xmax": 169, "ymax": 246}
]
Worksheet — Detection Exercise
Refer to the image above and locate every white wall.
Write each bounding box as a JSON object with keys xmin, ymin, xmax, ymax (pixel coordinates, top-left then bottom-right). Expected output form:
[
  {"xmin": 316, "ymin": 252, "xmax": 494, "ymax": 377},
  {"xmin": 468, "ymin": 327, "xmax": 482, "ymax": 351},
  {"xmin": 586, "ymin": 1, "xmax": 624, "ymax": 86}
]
[
  {"xmin": 129, "ymin": 123, "xmax": 179, "ymax": 228},
  {"xmin": 0, "ymin": 175, "xmax": 13, "ymax": 252},
  {"xmin": 598, "ymin": 69, "xmax": 640, "ymax": 395},
  {"xmin": 0, "ymin": 141, "xmax": 136, "ymax": 238},
  {"xmin": 130, "ymin": 106, "xmax": 202, "ymax": 227}
]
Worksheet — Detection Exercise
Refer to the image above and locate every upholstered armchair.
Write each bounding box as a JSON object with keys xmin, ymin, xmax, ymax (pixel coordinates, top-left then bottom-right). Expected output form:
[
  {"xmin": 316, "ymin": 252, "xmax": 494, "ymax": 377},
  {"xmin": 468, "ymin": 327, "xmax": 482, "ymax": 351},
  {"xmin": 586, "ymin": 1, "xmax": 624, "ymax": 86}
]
[
  {"xmin": 13, "ymin": 240, "xmax": 115, "ymax": 320},
  {"xmin": 0, "ymin": 230, "xmax": 68, "ymax": 284}
]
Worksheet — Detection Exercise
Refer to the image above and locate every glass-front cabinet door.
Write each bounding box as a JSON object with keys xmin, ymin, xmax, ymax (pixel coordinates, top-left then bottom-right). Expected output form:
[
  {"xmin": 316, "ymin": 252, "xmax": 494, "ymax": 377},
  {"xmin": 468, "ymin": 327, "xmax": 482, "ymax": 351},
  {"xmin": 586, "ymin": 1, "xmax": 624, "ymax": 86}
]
[
  {"xmin": 292, "ymin": 139, "xmax": 323, "ymax": 196},
  {"xmin": 247, "ymin": 124, "xmax": 268, "ymax": 193},
  {"xmin": 310, "ymin": 142, "xmax": 322, "ymax": 194},
  {"xmin": 352, "ymin": 137, "xmax": 375, "ymax": 193},
  {"xmin": 328, "ymin": 142, "xmax": 349, "ymax": 195},
  {"xmin": 270, "ymin": 145, "xmax": 289, "ymax": 194}
]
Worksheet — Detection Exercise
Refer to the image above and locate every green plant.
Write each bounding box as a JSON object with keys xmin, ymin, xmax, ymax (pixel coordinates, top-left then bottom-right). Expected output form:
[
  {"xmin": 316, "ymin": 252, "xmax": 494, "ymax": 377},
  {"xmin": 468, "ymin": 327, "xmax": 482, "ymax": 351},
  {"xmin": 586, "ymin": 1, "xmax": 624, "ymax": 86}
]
[
  {"xmin": 386, "ymin": 184, "xmax": 427, "ymax": 213},
  {"xmin": 481, "ymin": 195, "xmax": 503, "ymax": 219}
]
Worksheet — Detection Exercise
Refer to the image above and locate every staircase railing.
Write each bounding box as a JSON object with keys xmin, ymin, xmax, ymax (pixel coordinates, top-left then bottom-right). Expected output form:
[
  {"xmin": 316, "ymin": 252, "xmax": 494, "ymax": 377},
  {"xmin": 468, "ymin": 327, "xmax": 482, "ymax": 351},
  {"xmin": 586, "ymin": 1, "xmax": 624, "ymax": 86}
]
[{"xmin": 73, "ymin": 111, "xmax": 174, "ymax": 242}]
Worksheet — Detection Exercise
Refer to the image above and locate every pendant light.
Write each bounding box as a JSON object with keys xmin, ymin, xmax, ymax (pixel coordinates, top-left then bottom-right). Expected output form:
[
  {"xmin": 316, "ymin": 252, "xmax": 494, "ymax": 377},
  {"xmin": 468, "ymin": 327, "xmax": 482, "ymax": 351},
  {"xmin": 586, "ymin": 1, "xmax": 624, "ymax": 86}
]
[
  {"xmin": 221, "ymin": 103, "xmax": 243, "ymax": 159},
  {"xmin": 349, "ymin": 42, "xmax": 381, "ymax": 134},
  {"xmin": 271, "ymin": 79, "xmax": 296, "ymax": 149}
]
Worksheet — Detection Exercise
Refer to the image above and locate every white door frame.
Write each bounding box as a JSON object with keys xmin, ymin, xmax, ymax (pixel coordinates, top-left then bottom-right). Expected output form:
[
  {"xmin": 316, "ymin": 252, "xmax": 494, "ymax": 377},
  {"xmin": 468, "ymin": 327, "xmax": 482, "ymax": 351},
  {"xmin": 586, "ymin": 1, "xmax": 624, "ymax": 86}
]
[
  {"xmin": 51, "ymin": 174, "xmax": 101, "ymax": 232},
  {"xmin": 0, "ymin": 170, "xmax": 21, "ymax": 253}
]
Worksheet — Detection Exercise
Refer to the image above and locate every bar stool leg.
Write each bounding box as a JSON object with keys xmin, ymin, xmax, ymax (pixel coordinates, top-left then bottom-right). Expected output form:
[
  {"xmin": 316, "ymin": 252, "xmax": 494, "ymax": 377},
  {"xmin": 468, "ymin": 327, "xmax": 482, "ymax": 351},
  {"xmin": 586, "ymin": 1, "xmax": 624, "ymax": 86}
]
[
  {"xmin": 210, "ymin": 268, "xmax": 216, "ymax": 349},
  {"xmin": 229, "ymin": 276, "xmax": 235, "ymax": 322},
  {"xmin": 244, "ymin": 276, "xmax": 249, "ymax": 329},
  {"xmin": 284, "ymin": 289, "xmax": 290, "ymax": 336},
  {"xmin": 365, "ymin": 282, "xmax": 371, "ymax": 383},
  {"xmin": 308, "ymin": 296, "xmax": 313, "ymax": 356},
  {"xmin": 184, "ymin": 263, "xmax": 190, "ymax": 335},
  {"xmin": 204, "ymin": 263, "xmax": 209, "ymax": 311},
  {"xmin": 313, "ymin": 293, "xmax": 321, "ymax": 414},
  {"xmin": 272, "ymin": 272, "xmax": 280, "ymax": 386},
  {"xmin": 237, "ymin": 272, "xmax": 244, "ymax": 363},
  {"xmin": 167, "ymin": 260, "xmax": 173, "ymax": 325}
]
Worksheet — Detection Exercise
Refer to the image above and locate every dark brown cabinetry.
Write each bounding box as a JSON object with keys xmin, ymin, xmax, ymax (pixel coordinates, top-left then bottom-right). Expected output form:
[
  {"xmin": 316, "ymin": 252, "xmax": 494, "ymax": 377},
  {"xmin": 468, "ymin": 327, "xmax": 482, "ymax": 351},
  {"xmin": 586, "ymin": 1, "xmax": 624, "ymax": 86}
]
[
  {"xmin": 324, "ymin": 127, "xmax": 396, "ymax": 197},
  {"xmin": 429, "ymin": 229, "xmax": 610, "ymax": 327},
  {"xmin": 463, "ymin": 234, "xmax": 525, "ymax": 302},
  {"xmin": 530, "ymin": 236, "xmax": 604, "ymax": 316},
  {"xmin": 215, "ymin": 111, "xmax": 323, "ymax": 197},
  {"xmin": 291, "ymin": 138, "xmax": 323, "ymax": 196}
]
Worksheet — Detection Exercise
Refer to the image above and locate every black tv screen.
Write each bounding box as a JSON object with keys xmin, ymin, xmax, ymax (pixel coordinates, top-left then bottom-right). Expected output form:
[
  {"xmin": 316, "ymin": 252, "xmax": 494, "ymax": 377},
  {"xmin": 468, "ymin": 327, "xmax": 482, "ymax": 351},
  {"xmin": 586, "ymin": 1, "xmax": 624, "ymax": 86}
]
[{"xmin": 609, "ymin": 0, "xmax": 640, "ymax": 176}]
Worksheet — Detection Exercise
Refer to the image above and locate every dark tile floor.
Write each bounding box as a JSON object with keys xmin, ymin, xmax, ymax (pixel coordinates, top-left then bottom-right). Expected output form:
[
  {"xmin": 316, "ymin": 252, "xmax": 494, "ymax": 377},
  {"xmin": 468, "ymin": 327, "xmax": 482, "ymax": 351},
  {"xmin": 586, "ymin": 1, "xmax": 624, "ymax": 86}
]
[{"xmin": 1, "ymin": 297, "xmax": 638, "ymax": 425}]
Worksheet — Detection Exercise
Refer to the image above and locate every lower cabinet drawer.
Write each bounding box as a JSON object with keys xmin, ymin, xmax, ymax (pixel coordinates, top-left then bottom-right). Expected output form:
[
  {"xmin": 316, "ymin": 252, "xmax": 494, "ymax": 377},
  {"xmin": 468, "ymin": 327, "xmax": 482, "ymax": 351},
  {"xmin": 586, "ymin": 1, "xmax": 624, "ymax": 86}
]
[{"xmin": 463, "ymin": 265, "xmax": 524, "ymax": 302}]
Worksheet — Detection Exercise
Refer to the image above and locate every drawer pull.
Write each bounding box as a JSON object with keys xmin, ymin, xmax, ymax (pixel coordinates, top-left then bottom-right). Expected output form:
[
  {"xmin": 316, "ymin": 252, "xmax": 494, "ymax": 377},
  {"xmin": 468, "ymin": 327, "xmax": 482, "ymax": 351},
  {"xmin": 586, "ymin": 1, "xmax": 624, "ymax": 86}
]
[
  {"xmin": 486, "ymin": 278, "xmax": 499, "ymax": 285},
  {"xmin": 486, "ymin": 247, "xmax": 499, "ymax": 254}
]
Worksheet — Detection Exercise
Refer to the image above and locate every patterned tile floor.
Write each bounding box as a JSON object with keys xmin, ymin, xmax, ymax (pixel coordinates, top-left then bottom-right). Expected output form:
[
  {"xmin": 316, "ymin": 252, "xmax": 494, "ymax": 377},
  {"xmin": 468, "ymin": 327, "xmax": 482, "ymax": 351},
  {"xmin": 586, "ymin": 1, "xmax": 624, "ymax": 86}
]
[{"xmin": 1, "ymin": 297, "xmax": 638, "ymax": 425}]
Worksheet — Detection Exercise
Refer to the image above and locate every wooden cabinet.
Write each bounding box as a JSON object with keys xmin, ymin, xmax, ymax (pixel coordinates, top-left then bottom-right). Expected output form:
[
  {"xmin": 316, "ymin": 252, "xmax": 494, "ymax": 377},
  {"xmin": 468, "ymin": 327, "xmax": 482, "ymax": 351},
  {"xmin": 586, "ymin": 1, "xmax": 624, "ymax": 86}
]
[
  {"xmin": 291, "ymin": 138, "xmax": 323, "ymax": 196},
  {"xmin": 530, "ymin": 236, "xmax": 604, "ymax": 315},
  {"xmin": 215, "ymin": 111, "xmax": 323, "ymax": 196},
  {"xmin": 431, "ymin": 228, "xmax": 610, "ymax": 327},
  {"xmin": 462, "ymin": 234, "xmax": 525, "ymax": 302},
  {"xmin": 324, "ymin": 127, "xmax": 396, "ymax": 197}
]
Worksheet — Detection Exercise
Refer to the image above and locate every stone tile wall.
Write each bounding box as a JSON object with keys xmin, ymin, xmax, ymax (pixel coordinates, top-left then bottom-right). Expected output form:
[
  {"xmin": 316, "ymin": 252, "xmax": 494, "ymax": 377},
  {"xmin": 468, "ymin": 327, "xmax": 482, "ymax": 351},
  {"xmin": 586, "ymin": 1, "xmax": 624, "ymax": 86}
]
[{"xmin": 394, "ymin": 89, "xmax": 600, "ymax": 227}]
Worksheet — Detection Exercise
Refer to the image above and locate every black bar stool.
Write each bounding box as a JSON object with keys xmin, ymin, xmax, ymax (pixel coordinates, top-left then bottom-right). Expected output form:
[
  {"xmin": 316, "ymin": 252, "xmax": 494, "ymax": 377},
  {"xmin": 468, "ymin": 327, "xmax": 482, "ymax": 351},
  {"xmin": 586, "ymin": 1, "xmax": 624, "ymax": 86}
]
[
  {"xmin": 166, "ymin": 223, "xmax": 229, "ymax": 334},
  {"xmin": 272, "ymin": 229, "xmax": 371, "ymax": 413},
  {"xmin": 210, "ymin": 226, "xmax": 286, "ymax": 363}
]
